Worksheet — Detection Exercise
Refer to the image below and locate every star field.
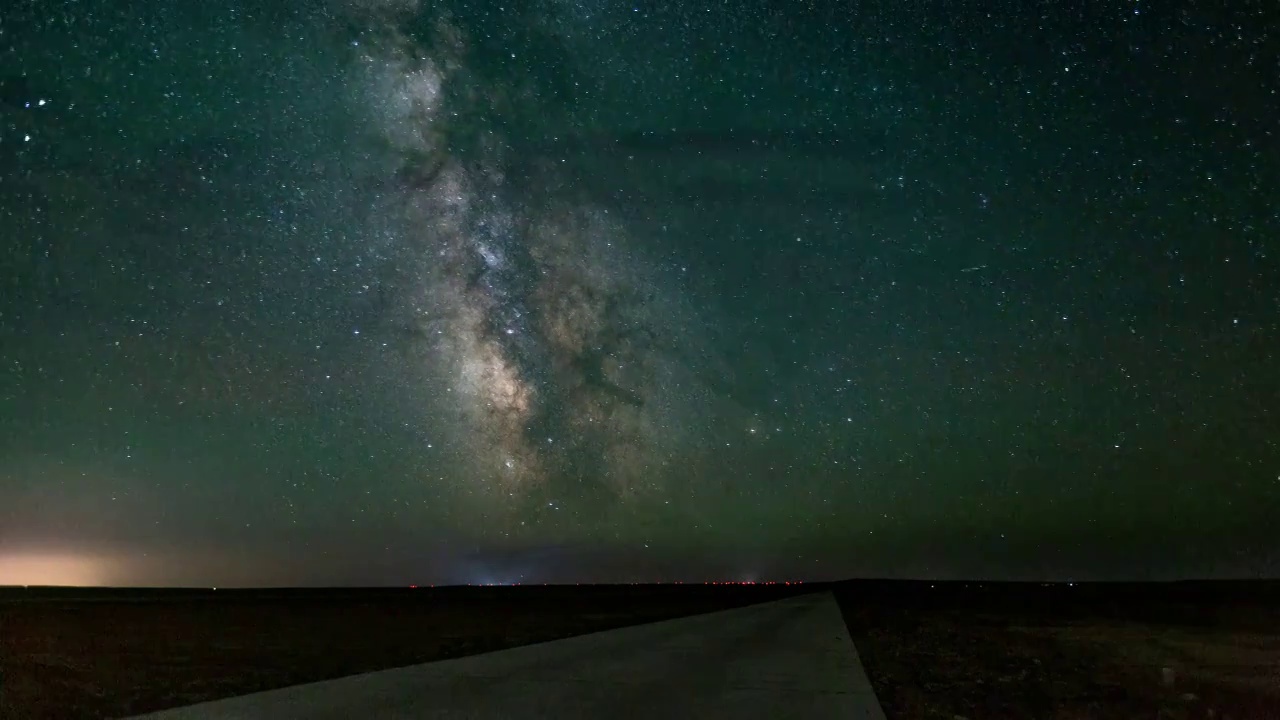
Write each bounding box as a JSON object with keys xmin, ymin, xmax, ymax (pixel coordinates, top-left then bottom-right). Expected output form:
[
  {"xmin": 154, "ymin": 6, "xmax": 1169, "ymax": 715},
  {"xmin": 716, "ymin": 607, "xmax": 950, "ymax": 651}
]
[{"xmin": 0, "ymin": 0, "xmax": 1277, "ymax": 586}]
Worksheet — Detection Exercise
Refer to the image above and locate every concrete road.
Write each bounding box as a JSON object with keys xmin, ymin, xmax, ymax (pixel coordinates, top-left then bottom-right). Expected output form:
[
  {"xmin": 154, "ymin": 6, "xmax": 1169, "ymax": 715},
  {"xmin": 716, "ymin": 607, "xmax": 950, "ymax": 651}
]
[{"xmin": 129, "ymin": 592, "xmax": 886, "ymax": 719}]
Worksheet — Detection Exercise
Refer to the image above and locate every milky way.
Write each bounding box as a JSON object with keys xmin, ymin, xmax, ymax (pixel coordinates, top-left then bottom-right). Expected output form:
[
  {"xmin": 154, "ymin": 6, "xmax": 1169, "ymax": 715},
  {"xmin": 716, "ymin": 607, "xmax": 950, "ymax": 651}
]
[
  {"xmin": 349, "ymin": 10, "xmax": 733, "ymax": 516},
  {"xmin": 1, "ymin": 0, "xmax": 1275, "ymax": 586}
]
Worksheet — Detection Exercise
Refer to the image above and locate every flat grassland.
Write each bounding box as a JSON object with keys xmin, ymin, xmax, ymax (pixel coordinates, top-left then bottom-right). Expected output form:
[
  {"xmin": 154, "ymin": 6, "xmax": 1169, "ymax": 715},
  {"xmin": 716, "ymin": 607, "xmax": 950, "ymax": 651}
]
[
  {"xmin": 0, "ymin": 584, "xmax": 801, "ymax": 719},
  {"xmin": 1, "ymin": 581, "xmax": 1276, "ymax": 720},
  {"xmin": 837, "ymin": 581, "xmax": 1280, "ymax": 720}
]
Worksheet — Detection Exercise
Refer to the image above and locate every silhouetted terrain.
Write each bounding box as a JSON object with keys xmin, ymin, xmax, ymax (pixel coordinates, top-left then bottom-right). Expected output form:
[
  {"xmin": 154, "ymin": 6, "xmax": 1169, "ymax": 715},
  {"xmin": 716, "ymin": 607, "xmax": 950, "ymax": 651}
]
[
  {"xmin": 835, "ymin": 580, "xmax": 1280, "ymax": 720},
  {"xmin": 2, "ymin": 581, "xmax": 1277, "ymax": 719},
  {"xmin": 0, "ymin": 584, "xmax": 805, "ymax": 719}
]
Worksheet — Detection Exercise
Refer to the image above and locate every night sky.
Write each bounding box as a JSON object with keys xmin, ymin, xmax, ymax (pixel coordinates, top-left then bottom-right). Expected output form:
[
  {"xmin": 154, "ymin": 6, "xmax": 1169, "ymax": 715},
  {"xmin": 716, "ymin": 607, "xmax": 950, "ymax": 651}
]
[{"xmin": 1, "ymin": 0, "xmax": 1277, "ymax": 586}]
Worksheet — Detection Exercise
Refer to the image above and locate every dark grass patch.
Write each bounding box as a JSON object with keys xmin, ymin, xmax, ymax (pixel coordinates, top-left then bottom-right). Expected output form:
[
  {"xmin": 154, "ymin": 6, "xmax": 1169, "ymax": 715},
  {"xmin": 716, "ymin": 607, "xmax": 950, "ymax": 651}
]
[{"xmin": 835, "ymin": 581, "xmax": 1280, "ymax": 720}]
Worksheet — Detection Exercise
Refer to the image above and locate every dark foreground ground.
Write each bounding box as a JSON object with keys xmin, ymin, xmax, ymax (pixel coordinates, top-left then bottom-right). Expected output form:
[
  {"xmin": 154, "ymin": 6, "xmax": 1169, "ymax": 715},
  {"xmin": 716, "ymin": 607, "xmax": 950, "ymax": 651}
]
[
  {"xmin": 835, "ymin": 581, "xmax": 1280, "ymax": 720},
  {"xmin": 1, "ymin": 581, "xmax": 1277, "ymax": 720}
]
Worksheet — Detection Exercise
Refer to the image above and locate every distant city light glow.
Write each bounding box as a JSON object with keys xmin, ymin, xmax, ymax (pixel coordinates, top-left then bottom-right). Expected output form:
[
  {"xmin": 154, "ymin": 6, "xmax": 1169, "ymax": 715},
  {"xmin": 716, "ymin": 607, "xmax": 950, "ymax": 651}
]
[{"xmin": 0, "ymin": 552, "xmax": 120, "ymax": 587}]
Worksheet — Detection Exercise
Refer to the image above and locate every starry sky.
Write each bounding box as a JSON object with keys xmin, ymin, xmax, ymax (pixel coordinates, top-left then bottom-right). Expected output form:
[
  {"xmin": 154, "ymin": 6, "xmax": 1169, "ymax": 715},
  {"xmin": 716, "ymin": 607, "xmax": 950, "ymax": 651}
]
[{"xmin": 1, "ymin": 0, "xmax": 1277, "ymax": 586}]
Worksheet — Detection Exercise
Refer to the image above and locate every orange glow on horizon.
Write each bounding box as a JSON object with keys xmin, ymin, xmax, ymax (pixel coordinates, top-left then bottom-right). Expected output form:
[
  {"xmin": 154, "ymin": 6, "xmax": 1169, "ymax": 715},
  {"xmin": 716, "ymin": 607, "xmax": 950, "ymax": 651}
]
[{"xmin": 0, "ymin": 552, "xmax": 120, "ymax": 587}]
